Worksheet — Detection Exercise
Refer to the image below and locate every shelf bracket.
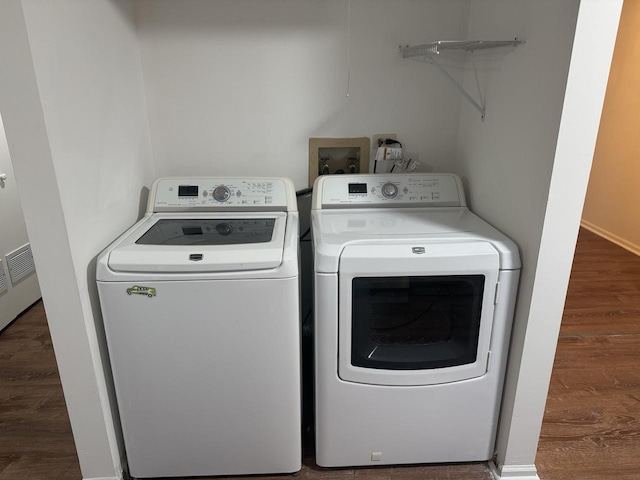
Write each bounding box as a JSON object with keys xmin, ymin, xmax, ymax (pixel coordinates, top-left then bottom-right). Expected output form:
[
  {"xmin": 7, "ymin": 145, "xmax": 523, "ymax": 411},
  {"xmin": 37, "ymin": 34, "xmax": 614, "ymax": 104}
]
[
  {"xmin": 428, "ymin": 56, "xmax": 485, "ymax": 120},
  {"xmin": 401, "ymin": 39, "xmax": 524, "ymax": 121}
]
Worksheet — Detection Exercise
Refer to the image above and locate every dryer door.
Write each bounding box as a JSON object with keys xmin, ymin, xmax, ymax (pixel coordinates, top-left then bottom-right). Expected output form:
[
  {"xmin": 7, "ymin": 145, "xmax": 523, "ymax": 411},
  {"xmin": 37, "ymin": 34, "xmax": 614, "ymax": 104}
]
[{"xmin": 338, "ymin": 241, "xmax": 500, "ymax": 386}]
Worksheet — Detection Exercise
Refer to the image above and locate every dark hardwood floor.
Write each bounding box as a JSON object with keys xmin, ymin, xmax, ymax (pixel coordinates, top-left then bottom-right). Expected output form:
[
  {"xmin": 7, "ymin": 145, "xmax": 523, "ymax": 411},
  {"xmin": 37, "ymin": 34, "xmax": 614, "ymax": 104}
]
[
  {"xmin": 0, "ymin": 302, "xmax": 81, "ymax": 480},
  {"xmin": 536, "ymin": 228, "xmax": 640, "ymax": 480},
  {"xmin": 1, "ymin": 228, "xmax": 638, "ymax": 479}
]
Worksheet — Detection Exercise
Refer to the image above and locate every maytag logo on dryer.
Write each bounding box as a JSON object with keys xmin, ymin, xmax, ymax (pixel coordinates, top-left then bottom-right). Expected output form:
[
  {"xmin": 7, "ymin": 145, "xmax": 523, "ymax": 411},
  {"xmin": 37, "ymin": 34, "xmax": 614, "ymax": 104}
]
[{"xmin": 412, "ymin": 247, "xmax": 426, "ymax": 254}]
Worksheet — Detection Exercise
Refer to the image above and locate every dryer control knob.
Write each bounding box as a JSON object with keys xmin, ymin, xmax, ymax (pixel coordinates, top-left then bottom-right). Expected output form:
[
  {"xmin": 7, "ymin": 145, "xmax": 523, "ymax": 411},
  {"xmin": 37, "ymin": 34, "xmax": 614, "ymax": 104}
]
[
  {"xmin": 213, "ymin": 185, "xmax": 231, "ymax": 202},
  {"xmin": 381, "ymin": 182, "xmax": 399, "ymax": 199}
]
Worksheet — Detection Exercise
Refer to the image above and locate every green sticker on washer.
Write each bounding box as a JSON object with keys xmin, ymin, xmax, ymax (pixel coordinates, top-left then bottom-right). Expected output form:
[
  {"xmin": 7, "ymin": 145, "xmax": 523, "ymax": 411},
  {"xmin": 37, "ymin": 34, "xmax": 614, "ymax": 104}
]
[{"xmin": 126, "ymin": 285, "xmax": 157, "ymax": 298}]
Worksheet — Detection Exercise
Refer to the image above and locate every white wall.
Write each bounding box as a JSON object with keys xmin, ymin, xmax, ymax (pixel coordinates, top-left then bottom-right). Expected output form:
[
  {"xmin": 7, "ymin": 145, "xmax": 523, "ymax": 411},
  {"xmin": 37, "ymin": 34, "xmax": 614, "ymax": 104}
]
[
  {"xmin": 455, "ymin": 0, "xmax": 622, "ymax": 478},
  {"xmin": 0, "ymin": 1, "xmax": 155, "ymax": 479},
  {"xmin": 455, "ymin": 0, "xmax": 579, "ymax": 472},
  {"xmin": 135, "ymin": 0, "xmax": 470, "ymax": 186},
  {"xmin": 581, "ymin": 0, "xmax": 640, "ymax": 256}
]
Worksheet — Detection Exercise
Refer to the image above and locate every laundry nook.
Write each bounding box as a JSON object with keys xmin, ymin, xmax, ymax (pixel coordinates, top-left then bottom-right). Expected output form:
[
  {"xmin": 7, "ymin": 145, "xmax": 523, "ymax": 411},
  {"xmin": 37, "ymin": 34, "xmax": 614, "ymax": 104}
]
[{"xmin": 0, "ymin": 1, "xmax": 623, "ymax": 480}]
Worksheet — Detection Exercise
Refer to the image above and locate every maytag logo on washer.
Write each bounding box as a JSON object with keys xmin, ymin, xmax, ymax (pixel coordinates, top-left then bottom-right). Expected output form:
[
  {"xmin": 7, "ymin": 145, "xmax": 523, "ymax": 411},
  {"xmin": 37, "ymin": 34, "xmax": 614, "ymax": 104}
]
[{"xmin": 412, "ymin": 247, "xmax": 426, "ymax": 254}]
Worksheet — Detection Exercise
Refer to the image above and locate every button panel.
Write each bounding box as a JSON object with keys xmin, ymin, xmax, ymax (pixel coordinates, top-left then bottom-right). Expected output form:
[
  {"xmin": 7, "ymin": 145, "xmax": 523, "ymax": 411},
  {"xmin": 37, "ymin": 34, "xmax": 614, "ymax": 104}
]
[
  {"xmin": 153, "ymin": 178, "xmax": 288, "ymax": 210},
  {"xmin": 318, "ymin": 174, "xmax": 464, "ymax": 208}
]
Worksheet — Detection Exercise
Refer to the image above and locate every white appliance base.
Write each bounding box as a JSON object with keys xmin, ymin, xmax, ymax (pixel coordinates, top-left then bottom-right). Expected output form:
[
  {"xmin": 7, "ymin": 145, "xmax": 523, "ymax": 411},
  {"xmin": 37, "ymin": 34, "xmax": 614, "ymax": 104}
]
[
  {"xmin": 98, "ymin": 277, "xmax": 301, "ymax": 478},
  {"xmin": 314, "ymin": 271, "xmax": 519, "ymax": 468}
]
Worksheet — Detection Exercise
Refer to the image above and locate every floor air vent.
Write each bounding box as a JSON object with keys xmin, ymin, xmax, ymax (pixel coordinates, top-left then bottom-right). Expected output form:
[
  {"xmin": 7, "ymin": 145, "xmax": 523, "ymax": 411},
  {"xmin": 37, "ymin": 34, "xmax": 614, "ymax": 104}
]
[
  {"xmin": 0, "ymin": 260, "xmax": 7, "ymax": 293},
  {"xmin": 6, "ymin": 244, "xmax": 36, "ymax": 285}
]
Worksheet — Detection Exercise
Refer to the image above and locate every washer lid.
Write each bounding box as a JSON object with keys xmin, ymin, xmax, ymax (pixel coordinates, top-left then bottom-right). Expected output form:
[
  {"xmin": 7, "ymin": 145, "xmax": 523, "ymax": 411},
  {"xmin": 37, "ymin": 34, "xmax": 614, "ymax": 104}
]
[
  {"xmin": 136, "ymin": 218, "xmax": 276, "ymax": 246},
  {"xmin": 107, "ymin": 212, "xmax": 287, "ymax": 273}
]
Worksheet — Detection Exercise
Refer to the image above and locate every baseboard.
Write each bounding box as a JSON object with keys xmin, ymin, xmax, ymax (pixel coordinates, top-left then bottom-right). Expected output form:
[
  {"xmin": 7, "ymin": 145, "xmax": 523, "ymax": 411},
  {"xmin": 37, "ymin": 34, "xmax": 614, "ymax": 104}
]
[
  {"xmin": 83, "ymin": 475, "xmax": 123, "ymax": 480},
  {"xmin": 581, "ymin": 220, "xmax": 640, "ymax": 256},
  {"xmin": 489, "ymin": 461, "xmax": 540, "ymax": 480},
  {"xmin": 83, "ymin": 478, "xmax": 120, "ymax": 480}
]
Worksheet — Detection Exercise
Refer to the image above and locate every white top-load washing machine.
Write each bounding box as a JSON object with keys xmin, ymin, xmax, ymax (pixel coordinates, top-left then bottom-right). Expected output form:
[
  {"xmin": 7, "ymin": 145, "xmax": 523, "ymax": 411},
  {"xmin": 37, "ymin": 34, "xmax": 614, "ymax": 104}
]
[
  {"xmin": 312, "ymin": 173, "xmax": 520, "ymax": 467},
  {"xmin": 97, "ymin": 177, "xmax": 301, "ymax": 478}
]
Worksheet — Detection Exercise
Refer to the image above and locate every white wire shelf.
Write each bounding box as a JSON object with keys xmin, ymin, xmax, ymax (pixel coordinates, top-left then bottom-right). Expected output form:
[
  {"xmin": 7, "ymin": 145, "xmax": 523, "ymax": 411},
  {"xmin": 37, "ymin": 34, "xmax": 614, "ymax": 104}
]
[
  {"xmin": 402, "ymin": 39, "xmax": 524, "ymax": 58},
  {"xmin": 401, "ymin": 39, "xmax": 524, "ymax": 120}
]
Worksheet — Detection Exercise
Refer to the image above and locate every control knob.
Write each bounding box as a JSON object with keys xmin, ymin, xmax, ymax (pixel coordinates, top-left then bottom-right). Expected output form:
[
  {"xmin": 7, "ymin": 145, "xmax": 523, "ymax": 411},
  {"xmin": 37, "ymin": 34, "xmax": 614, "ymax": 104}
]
[
  {"xmin": 212, "ymin": 185, "xmax": 231, "ymax": 202},
  {"xmin": 381, "ymin": 182, "xmax": 399, "ymax": 199},
  {"xmin": 216, "ymin": 223, "xmax": 233, "ymax": 236}
]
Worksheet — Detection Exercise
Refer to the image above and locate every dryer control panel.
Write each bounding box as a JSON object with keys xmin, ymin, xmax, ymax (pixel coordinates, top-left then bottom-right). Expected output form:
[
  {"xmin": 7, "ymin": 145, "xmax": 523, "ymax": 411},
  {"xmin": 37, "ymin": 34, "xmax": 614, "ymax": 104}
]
[
  {"xmin": 313, "ymin": 174, "xmax": 466, "ymax": 209},
  {"xmin": 149, "ymin": 177, "xmax": 296, "ymax": 212}
]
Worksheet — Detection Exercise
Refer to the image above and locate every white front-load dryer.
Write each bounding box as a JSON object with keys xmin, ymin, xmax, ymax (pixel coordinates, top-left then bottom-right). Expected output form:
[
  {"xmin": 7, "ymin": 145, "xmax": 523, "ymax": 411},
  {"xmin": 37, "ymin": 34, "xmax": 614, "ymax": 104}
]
[
  {"xmin": 311, "ymin": 173, "xmax": 520, "ymax": 467},
  {"xmin": 97, "ymin": 177, "xmax": 301, "ymax": 478}
]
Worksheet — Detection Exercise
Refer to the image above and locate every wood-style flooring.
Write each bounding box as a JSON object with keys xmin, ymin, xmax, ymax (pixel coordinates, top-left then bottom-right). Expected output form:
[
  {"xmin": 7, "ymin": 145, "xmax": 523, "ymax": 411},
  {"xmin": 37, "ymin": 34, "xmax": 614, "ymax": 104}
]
[
  {"xmin": 0, "ymin": 302, "xmax": 81, "ymax": 479},
  {"xmin": 1, "ymin": 228, "xmax": 638, "ymax": 479},
  {"xmin": 536, "ymin": 228, "xmax": 640, "ymax": 480}
]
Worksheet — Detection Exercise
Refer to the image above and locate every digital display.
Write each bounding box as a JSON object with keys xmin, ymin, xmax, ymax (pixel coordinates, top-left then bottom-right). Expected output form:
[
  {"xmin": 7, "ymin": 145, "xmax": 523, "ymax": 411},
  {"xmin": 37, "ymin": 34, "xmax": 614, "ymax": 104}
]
[
  {"xmin": 178, "ymin": 185, "xmax": 199, "ymax": 197},
  {"xmin": 349, "ymin": 183, "xmax": 367, "ymax": 194}
]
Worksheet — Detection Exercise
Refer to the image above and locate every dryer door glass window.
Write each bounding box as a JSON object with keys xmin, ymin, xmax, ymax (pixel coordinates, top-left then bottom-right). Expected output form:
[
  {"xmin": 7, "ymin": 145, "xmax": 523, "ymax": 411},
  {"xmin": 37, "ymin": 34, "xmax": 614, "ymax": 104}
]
[{"xmin": 351, "ymin": 275, "xmax": 484, "ymax": 370}]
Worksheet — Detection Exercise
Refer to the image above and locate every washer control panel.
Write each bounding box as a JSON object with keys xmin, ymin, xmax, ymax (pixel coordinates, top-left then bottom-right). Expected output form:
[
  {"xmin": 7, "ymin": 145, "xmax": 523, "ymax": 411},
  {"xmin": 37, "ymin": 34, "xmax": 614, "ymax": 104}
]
[
  {"xmin": 152, "ymin": 177, "xmax": 291, "ymax": 211},
  {"xmin": 315, "ymin": 174, "xmax": 465, "ymax": 208}
]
